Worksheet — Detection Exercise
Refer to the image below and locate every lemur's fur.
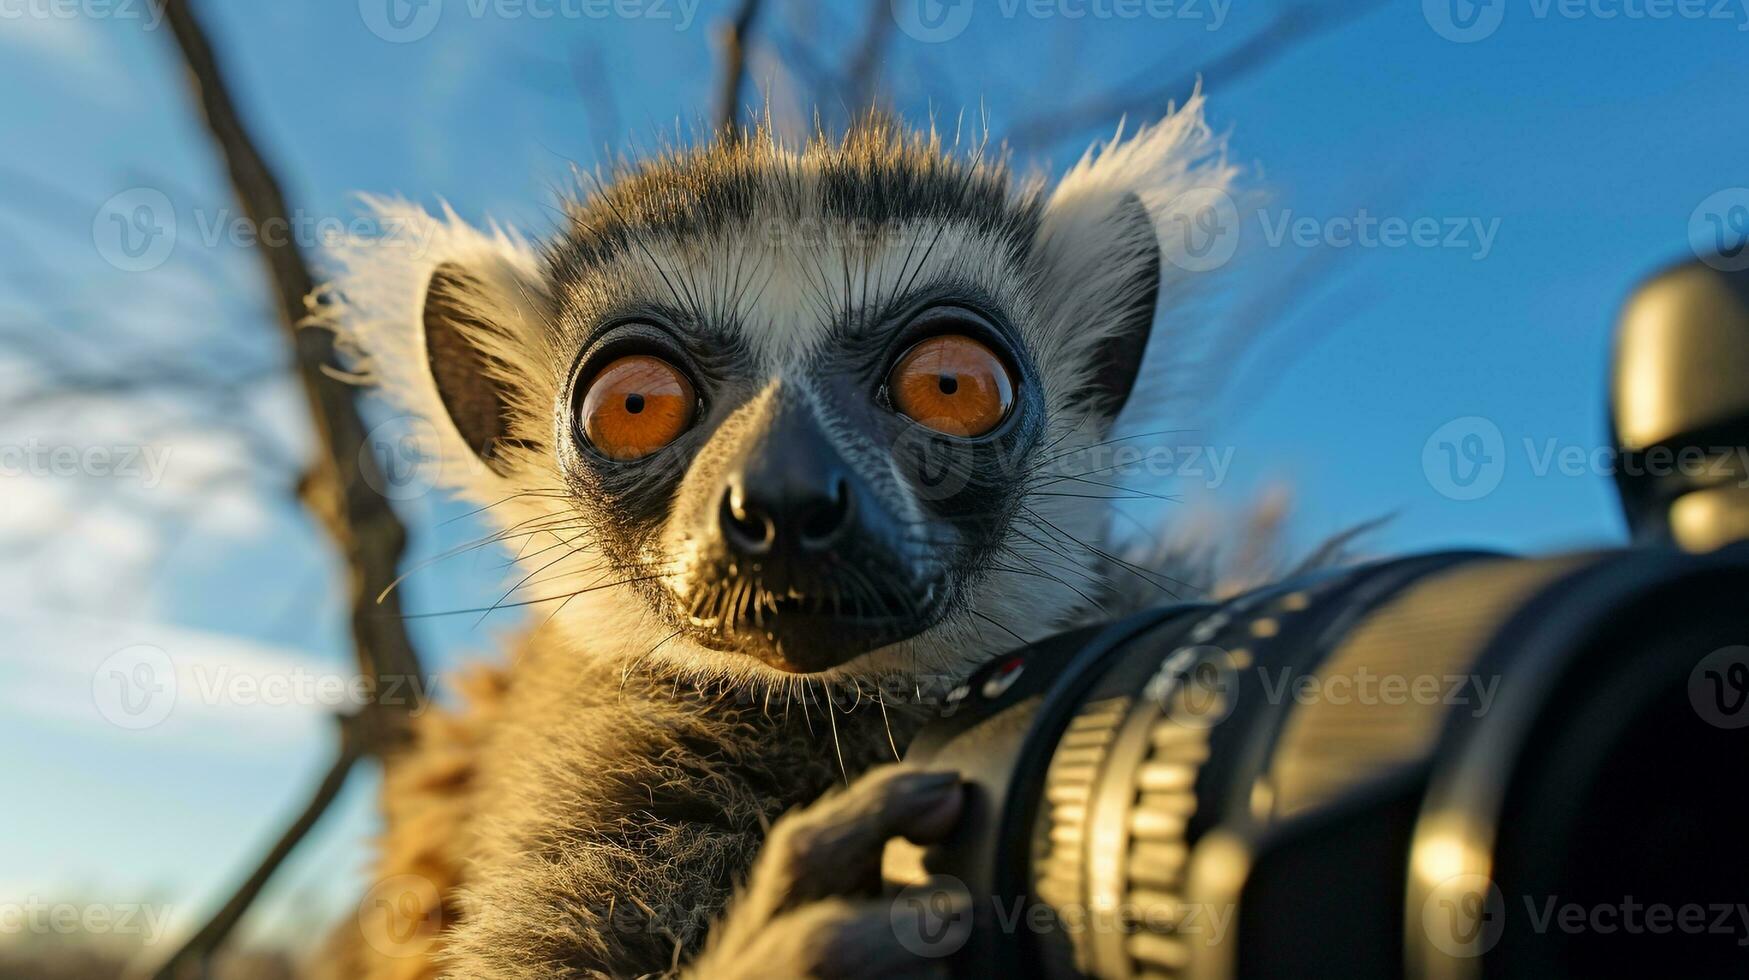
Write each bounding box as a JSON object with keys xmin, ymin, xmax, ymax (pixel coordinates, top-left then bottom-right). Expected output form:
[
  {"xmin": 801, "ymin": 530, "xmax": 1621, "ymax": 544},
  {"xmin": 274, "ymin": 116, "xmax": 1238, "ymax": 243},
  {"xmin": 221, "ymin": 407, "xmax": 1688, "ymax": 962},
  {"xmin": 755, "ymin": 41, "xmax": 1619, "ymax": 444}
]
[{"xmin": 313, "ymin": 98, "xmax": 1234, "ymax": 978}]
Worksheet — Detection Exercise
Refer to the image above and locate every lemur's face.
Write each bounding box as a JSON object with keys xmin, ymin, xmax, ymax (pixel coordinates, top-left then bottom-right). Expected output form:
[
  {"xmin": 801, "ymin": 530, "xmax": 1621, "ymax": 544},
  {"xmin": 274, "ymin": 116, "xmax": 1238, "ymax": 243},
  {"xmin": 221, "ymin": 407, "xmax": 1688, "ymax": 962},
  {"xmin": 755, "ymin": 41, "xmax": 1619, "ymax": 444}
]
[
  {"xmin": 334, "ymin": 110, "xmax": 1230, "ymax": 687},
  {"xmin": 559, "ymin": 241, "xmax": 1049, "ymax": 679},
  {"xmin": 558, "ymin": 280, "xmax": 1047, "ymax": 675}
]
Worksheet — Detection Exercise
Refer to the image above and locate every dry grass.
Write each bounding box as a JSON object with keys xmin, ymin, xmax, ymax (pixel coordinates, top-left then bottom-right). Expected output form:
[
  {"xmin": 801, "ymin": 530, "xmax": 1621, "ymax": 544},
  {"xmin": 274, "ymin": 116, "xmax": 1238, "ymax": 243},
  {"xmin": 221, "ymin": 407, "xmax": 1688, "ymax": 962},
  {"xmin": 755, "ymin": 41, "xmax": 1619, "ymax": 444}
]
[{"xmin": 0, "ymin": 936, "xmax": 294, "ymax": 980}]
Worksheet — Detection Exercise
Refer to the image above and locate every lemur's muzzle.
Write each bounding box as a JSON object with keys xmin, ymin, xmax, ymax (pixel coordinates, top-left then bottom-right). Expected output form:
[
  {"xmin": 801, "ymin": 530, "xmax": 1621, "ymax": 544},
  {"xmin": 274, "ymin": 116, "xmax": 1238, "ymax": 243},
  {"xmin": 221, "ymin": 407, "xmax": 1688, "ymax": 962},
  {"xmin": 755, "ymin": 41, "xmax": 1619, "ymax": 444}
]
[{"xmin": 690, "ymin": 392, "xmax": 937, "ymax": 672}]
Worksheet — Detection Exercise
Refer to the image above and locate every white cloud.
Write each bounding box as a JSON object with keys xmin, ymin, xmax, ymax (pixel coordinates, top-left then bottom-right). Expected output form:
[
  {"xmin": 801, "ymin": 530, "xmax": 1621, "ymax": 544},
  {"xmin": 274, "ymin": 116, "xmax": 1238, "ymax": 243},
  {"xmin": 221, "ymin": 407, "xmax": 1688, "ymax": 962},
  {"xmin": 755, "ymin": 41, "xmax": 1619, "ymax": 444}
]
[{"xmin": 0, "ymin": 610, "xmax": 362, "ymax": 753}]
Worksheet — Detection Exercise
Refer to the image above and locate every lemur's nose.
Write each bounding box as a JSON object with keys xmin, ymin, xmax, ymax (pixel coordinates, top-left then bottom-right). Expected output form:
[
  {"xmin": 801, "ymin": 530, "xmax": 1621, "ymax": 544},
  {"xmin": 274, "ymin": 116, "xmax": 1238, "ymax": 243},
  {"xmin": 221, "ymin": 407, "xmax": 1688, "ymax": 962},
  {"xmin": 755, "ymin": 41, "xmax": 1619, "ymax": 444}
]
[
  {"xmin": 721, "ymin": 471, "xmax": 854, "ymax": 556},
  {"xmin": 717, "ymin": 393, "xmax": 859, "ymax": 559}
]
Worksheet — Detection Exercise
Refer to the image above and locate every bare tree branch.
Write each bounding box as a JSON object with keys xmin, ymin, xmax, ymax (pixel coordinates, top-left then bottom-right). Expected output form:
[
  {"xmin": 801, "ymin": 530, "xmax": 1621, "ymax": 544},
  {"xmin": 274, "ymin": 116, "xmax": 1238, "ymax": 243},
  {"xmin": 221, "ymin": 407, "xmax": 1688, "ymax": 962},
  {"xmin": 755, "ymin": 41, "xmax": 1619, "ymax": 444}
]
[
  {"xmin": 145, "ymin": 723, "xmax": 364, "ymax": 980},
  {"xmin": 718, "ymin": 0, "xmax": 765, "ymax": 135},
  {"xmin": 842, "ymin": 0, "xmax": 894, "ymax": 117},
  {"xmin": 149, "ymin": 0, "xmax": 425, "ymax": 719},
  {"xmin": 134, "ymin": 0, "xmax": 428, "ymax": 974}
]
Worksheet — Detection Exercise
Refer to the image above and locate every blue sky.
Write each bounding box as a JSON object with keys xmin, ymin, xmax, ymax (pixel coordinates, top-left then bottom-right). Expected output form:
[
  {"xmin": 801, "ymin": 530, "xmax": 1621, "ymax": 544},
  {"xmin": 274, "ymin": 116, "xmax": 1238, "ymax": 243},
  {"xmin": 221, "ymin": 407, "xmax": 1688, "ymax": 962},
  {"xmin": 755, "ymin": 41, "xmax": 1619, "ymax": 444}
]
[{"xmin": 2, "ymin": 0, "xmax": 1746, "ymax": 957}]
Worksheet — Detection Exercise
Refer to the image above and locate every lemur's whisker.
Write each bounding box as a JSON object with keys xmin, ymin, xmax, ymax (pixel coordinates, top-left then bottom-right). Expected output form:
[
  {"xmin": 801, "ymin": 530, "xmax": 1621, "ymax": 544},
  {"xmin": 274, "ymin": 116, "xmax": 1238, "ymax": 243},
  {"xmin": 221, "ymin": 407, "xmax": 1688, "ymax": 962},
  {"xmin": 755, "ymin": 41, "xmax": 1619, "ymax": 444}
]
[
  {"xmin": 991, "ymin": 545, "xmax": 1107, "ymax": 612},
  {"xmin": 619, "ymin": 629, "xmax": 686, "ymax": 693},
  {"xmin": 477, "ymin": 530, "xmax": 600, "ymax": 626},
  {"xmin": 825, "ymin": 687, "xmax": 848, "ymax": 785},
  {"xmin": 1027, "ymin": 473, "xmax": 1181, "ymax": 501},
  {"xmin": 966, "ymin": 608, "xmax": 1033, "ymax": 647},
  {"xmin": 396, "ymin": 572, "xmax": 673, "ymax": 620},
  {"xmin": 440, "ymin": 486, "xmax": 577, "ymax": 526},
  {"xmin": 517, "ymin": 558, "xmax": 621, "ymax": 590},
  {"xmin": 1020, "ymin": 507, "xmax": 1190, "ymax": 596},
  {"xmin": 876, "ymin": 691, "xmax": 900, "ymax": 762},
  {"xmin": 1030, "ymin": 490, "xmax": 1161, "ymax": 501},
  {"xmin": 1028, "ymin": 427, "xmax": 1201, "ymax": 471},
  {"xmin": 374, "ymin": 511, "xmax": 597, "ymax": 603}
]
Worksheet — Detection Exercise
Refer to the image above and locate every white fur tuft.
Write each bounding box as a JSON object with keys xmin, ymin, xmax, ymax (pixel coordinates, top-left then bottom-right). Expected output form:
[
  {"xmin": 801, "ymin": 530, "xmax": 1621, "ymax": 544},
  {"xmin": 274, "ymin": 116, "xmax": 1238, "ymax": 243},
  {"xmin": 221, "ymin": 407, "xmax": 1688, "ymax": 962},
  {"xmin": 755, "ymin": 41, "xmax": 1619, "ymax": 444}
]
[
  {"xmin": 1048, "ymin": 91, "xmax": 1234, "ymax": 241},
  {"xmin": 1028, "ymin": 92, "xmax": 1237, "ymax": 423}
]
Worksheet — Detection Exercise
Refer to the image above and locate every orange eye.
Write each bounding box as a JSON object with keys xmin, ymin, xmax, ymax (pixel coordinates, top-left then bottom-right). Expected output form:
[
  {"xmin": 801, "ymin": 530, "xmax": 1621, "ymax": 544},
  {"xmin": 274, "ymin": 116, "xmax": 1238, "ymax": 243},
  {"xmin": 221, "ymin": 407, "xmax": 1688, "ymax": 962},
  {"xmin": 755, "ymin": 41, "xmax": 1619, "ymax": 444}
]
[
  {"xmin": 888, "ymin": 334, "xmax": 1016, "ymax": 437},
  {"xmin": 578, "ymin": 354, "xmax": 696, "ymax": 460}
]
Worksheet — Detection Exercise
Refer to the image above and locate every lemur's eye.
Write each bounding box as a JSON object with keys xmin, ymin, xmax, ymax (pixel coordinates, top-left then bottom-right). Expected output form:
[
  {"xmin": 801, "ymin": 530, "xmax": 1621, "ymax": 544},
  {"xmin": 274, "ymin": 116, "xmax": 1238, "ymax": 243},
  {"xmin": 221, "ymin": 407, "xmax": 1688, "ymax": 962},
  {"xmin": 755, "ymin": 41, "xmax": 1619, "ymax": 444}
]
[
  {"xmin": 578, "ymin": 354, "xmax": 696, "ymax": 460},
  {"xmin": 888, "ymin": 334, "xmax": 1015, "ymax": 437}
]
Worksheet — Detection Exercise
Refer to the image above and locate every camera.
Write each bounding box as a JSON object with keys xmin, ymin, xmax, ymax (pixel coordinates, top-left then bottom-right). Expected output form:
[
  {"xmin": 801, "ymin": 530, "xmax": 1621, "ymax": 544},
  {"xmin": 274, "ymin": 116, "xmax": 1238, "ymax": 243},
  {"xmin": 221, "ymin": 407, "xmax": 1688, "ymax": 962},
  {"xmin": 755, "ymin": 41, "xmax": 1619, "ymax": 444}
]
[{"xmin": 884, "ymin": 261, "xmax": 1749, "ymax": 979}]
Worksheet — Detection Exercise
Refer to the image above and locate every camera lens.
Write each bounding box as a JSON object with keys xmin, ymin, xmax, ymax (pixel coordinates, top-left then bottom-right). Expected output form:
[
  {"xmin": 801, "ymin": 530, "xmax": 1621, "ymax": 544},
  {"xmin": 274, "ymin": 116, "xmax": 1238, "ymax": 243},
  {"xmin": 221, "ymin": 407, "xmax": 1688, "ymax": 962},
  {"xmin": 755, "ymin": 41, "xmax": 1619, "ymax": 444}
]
[{"xmin": 888, "ymin": 544, "xmax": 1749, "ymax": 978}]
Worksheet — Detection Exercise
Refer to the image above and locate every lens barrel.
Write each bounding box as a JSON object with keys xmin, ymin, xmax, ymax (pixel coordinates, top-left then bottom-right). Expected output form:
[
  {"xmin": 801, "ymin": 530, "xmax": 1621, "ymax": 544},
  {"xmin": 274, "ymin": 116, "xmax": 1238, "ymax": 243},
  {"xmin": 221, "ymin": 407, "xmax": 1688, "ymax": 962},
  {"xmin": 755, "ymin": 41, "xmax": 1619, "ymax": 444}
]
[{"xmin": 887, "ymin": 544, "xmax": 1749, "ymax": 979}]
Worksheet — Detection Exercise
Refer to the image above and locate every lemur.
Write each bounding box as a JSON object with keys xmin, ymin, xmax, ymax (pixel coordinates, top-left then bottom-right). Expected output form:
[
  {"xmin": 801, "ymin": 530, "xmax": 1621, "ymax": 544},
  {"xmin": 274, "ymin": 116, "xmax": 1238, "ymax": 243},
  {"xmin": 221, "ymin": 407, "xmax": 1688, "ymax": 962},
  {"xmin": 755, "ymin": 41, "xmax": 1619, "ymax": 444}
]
[{"xmin": 313, "ymin": 97, "xmax": 1234, "ymax": 979}]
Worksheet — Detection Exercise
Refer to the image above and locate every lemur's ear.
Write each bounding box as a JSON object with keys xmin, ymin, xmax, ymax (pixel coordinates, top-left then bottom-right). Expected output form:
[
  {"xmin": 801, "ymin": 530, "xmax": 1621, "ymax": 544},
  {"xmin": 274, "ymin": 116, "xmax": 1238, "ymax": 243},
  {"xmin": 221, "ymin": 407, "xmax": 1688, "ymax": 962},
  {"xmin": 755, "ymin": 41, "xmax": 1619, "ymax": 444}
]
[
  {"xmin": 423, "ymin": 264, "xmax": 526, "ymax": 473},
  {"xmin": 1028, "ymin": 94, "xmax": 1235, "ymax": 428},
  {"xmin": 319, "ymin": 199, "xmax": 555, "ymax": 499},
  {"xmin": 1076, "ymin": 194, "xmax": 1160, "ymax": 417}
]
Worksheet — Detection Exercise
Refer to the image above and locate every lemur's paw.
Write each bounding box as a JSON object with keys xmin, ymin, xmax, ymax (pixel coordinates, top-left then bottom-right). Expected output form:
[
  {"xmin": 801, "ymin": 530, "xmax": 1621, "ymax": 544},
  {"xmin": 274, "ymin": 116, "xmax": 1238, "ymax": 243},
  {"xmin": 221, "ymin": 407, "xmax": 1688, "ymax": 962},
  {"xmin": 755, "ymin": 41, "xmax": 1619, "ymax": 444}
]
[{"xmin": 688, "ymin": 766, "xmax": 963, "ymax": 979}]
